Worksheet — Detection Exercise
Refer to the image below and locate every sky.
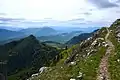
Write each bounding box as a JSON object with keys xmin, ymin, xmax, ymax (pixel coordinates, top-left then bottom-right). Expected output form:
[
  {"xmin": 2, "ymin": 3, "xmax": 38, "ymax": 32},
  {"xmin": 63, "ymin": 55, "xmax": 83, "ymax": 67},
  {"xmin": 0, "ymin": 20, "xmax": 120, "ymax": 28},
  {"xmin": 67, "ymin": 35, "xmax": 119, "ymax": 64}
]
[{"xmin": 0, "ymin": 0, "xmax": 120, "ymax": 28}]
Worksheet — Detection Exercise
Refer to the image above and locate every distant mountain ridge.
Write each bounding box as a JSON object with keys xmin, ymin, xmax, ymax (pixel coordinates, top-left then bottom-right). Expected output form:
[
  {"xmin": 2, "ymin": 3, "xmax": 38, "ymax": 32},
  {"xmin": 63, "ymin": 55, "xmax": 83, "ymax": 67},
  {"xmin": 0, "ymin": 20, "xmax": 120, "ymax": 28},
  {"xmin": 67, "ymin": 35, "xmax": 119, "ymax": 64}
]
[
  {"xmin": 0, "ymin": 27, "xmax": 99, "ymax": 45},
  {"xmin": 66, "ymin": 33, "xmax": 93, "ymax": 45},
  {"xmin": 66, "ymin": 29, "xmax": 99, "ymax": 45},
  {"xmin": 0, "ymin": 29, "xmax": 25, "ymax": 41},
  {"xmin": 19, "ymin": 27, "xmax": 57, "ymax": 37},
  {"xmin": 0, "ymin": 27, "xmax": 57, "ymax": 43},
  {"xmin": 38, "ymin": 30, "xmax": 83, "ymax": 43}
]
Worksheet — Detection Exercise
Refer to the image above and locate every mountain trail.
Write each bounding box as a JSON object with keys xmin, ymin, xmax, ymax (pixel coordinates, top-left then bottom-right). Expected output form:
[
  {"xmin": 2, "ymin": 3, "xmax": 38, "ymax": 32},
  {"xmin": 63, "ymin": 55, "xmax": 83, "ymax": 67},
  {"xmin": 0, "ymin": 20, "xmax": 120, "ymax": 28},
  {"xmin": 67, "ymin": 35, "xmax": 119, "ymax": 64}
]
[{"xmin": 97, "ymin": 28, "xmax": 114, "ymax": 80}]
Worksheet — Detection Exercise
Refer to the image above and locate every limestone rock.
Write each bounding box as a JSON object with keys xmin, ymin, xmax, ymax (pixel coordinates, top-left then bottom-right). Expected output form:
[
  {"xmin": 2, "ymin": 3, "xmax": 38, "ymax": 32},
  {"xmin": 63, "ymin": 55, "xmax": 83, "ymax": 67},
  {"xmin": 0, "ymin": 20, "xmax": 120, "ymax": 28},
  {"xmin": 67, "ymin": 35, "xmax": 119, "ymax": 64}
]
[{"xmin": 39, "ymin": 67, "xmax": 48, "ymax": 74}]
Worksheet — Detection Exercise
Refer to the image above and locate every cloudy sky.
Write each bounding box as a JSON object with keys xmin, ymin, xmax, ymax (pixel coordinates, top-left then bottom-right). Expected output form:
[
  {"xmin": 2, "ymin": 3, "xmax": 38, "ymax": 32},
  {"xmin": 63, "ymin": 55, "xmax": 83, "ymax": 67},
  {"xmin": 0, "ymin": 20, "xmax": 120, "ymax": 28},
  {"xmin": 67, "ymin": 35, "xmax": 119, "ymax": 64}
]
[{"xmin": 0, "ymin": 0, "xmax": 120, "ymax": 28}]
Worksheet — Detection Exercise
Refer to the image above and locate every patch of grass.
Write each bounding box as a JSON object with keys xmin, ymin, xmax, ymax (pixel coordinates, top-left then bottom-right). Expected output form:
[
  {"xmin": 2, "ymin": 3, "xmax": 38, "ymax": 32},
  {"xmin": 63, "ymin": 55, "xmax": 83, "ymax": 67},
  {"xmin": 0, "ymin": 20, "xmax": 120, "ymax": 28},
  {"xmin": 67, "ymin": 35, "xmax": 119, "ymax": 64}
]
[
  {"xmin": 56, "ymin": 44, "xmax": 78, "ymax": 65},
  {"xmin": 108, "ymin": 30, "xmax": 120, "ymax": 80},
  {"xmin": 99, "ymin": 27, "xmax": 107, "ymax": 39},
  {"xmin": 78, "ymin": 47, "xmax": 106, "ymax": 80}
]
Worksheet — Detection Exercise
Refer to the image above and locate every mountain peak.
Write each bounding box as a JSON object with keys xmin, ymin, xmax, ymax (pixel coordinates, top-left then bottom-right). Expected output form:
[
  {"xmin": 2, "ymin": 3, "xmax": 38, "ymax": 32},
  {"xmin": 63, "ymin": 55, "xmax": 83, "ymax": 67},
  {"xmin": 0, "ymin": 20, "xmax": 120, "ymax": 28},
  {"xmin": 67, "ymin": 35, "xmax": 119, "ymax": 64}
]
[
  {"xmin": 25, "ymin": 35, "xmax": 36, "ymax": 40},
  {"xmin": 29, "ymin": 34, "xmax": 36, "ymax": 39},
  {"xmin": 111, "ymin": 19, "xmax": 120, "ymax": 28},
  {"xmin": 21, "ymin": 35, "xmax": 39, "ymax": 45}
]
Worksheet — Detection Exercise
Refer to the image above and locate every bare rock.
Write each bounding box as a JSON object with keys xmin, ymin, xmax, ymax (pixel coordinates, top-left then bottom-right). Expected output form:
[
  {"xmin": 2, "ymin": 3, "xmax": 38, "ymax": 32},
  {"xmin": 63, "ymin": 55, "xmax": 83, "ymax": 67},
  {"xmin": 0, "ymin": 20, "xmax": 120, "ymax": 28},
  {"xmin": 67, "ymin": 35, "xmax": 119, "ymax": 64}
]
[
  {"xmin": 31, "ymin": 73, "xmax": 39, "ymax": 77},
  {"xmin": 70, "ymin": 61, "xmax": 76, "ymax": 66},
  {"xmin": 39, "ymin": 67, "xmax": 48, "ymax": 74}
]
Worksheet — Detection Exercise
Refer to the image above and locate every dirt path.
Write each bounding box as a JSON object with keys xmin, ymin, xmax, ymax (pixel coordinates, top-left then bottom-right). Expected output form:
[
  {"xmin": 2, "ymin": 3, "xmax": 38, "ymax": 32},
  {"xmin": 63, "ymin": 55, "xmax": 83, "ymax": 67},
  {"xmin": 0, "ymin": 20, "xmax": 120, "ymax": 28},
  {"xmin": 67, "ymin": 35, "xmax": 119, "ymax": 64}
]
[{"xmin": 97, "ymin": 28, "xmax": 114, "ymax": 80}]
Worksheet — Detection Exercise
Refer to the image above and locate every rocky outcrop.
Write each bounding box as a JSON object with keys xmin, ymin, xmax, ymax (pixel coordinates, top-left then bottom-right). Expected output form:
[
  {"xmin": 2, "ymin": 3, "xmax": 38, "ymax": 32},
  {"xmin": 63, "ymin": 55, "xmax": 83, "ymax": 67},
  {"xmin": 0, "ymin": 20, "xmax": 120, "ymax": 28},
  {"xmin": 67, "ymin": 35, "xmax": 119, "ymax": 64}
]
[
  {"xmin": 116, "ymin": 25, "xmax": 120, "ymax": 42},
  {"xmin": 64, "ymin": 28, "xmax": 106, "ymax": 65},
  {"xmin": 112, "ymin": 19, "xmax": 120, "ymax": 42}
]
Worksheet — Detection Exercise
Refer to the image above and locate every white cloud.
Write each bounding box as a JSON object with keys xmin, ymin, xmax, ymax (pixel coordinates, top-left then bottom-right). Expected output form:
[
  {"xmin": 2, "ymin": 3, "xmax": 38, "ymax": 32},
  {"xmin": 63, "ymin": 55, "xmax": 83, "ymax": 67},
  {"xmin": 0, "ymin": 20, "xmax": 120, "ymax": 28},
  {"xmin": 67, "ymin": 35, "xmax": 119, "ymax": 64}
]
[
  {"xmin": 0, "ymin": 0, "xmax": 90, "ymax": 20},
  {"xmin": 0, "ymin": 0, "xmax": 120, "ymax": 28}
]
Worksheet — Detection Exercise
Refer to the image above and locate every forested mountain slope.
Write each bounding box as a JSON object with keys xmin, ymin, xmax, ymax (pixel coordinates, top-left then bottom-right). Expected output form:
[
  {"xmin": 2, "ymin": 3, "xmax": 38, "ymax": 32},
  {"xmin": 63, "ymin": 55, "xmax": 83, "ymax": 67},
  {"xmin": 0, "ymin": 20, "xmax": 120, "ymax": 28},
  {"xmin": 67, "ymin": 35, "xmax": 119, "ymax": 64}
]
[{"xmin": 0, "ymin": 35, "xmax": 60, "ymax": 80}]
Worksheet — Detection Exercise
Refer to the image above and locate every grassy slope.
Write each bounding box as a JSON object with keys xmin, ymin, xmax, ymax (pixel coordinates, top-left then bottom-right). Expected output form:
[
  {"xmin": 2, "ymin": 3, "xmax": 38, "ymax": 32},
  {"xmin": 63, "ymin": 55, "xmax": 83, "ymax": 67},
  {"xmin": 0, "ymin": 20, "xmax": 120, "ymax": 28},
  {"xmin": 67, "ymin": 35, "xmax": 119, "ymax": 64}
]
[
  {"xmin": 108, "ymin": 27, "xmax": 120, "ymax": 80},
  {"xmin": 32, "ymin": 46, "xmax": 106, "ymax": 80},
  {"xmin": 31, "ymin": 27, "xmax": 108, "ymax": 80}
]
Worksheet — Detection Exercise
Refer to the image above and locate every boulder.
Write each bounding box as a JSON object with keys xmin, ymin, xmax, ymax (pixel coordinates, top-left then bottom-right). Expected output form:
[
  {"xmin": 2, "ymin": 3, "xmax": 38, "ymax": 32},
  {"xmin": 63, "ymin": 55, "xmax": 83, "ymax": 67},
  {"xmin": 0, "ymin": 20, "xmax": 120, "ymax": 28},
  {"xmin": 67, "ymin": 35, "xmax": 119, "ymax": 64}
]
[
  {"xmin": 117, "ymin": 59, "xmax": 120, "ymax": 62},
  {"xmin": 91, "ymin": 40, "xmax": 97, "ymax": 46},
  {"xmin": 87, "ymin": 37, "xmax": 92, "ymax": 41},
  {"xmin": 70, "ymin": 62, "xmax": 76, "ymax": 66},
  {"xmin": 104, "ymin": 44, "xmax": 109, "ymax": 47},
  {"xmin": 31, "ymin": 73, "xmax": 39, "ymax": 77},
  {"xmin": 76, "ymin": 72, "xmax": 83, "ymax": 80},
  {"xmin": 39, "ymin": 67, "xmax": 48, "ymax": 74},
  {"xmin": 102, "ymin": 42, "xmax": 106, "ymax": 44}
]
